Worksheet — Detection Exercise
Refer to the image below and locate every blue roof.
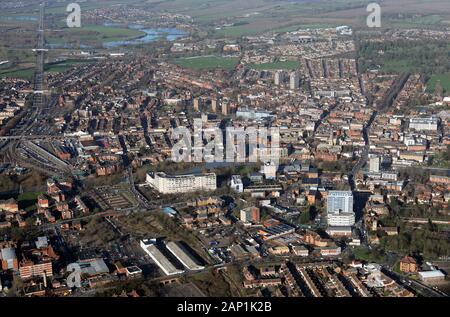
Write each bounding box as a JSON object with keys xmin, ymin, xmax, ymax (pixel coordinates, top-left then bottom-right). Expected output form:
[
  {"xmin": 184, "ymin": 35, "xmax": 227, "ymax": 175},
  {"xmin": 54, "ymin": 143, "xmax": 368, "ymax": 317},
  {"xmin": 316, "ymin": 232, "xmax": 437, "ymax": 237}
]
[{"xmin": 163, "ymin": 207, "xmax": 178, "ymax": 216}]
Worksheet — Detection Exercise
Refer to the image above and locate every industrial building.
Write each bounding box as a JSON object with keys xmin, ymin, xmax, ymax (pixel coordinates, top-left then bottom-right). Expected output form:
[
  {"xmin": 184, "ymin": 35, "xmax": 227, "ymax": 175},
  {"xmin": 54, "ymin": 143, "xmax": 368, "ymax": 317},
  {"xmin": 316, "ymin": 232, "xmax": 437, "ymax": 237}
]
[
  {"xmin": 140, "ymin": 239, "xmax": 184, "ymax": 276},
  {"xmin": 165, "ymin": 241, "xmax": 204, "ymax": 271},
  {"xmin": 418, "ymin": 270, "xmax": 446, "ymax": 283},
  {"xmin": 77, "ymin": 258, "xmax": 110, "ymax": 277}
]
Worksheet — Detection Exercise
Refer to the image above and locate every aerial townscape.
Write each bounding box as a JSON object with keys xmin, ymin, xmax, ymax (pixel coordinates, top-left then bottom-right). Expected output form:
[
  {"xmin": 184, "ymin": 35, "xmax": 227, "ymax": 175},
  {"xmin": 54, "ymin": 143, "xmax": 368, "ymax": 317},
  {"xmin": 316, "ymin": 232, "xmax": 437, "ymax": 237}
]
[{"xmin": 0, "ymin": 0, "xmax": 449, "ymax": 300}]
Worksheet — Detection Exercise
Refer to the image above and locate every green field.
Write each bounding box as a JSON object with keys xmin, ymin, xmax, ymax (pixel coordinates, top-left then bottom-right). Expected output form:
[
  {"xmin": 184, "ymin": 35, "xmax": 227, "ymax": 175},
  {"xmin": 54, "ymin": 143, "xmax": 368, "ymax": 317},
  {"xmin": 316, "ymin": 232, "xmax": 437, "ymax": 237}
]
[
  {"xmin": 0, "ymin": 68, "xmax": 34, "ymax": 80},
  {"xmin": 172, "ymin": 56, "xmax": 240, "ymax": 70},
  {"xmin": 247, "ymin": 60, "xmax": 299, "ymax": 70},
  {"xmin": 45, "ymin": 0, "xmax": 143, "ymax": 14},
  {"xmin": 45, "ymin": 59, "xmax": 93, "ymax": 73},
  {"xmin": 213, "ymin": 25, "xmax": 269, "ymax": 37},
  {"xmin": 72, "ymin": 25, "xmax": 144, "ymax": 41},
  {"xmin": 380, "ymin": 60, "xmax": 415, "ymax": 73},
  {"xmin": 358, "ymin": 40, "xmax": 450, "ymax": 75},
  {"xmin": 387, "ymin": 14, "xmax": 447, "ymax": 29},
  {"xmin": 0, "ymin": 59, "xmax": 93, "ymax": 79},
  {"xmin": 427, "ymin": 74, "xmax": 450, "ymax": 94},
  {"xmin": 47, "ymin": 25, "xmax": 145, "ymax": 45}
]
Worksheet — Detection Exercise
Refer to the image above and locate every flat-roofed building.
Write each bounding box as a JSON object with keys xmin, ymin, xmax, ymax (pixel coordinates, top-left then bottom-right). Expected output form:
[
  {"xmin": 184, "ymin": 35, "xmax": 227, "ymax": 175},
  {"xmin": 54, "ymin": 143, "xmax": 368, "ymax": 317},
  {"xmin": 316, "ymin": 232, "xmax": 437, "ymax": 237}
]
[
  {"xmin": 77, "ymin": 258, "xmax": 109, "ymax": 277},
  {"xmin": 140, "ymin": 239, "xmax": 184, "ymax": 276},
  {"xmin": 230, "ymin": 175, "xmax": 244, "ymax": 193},
  {"xmin": 429, "ymin": 175, "xmax": 450, "ymax": 185},
  {"xmin": 240, "ymin": 207, "xmax": 260, "ymax": 224},
  {"xmin": 165, "ymin": 241, "xmax": 204, "ymax": 271},
  {"xmin": 290, "ymin": 72, "xmax": 300, "ymax": 90},
  {"xmin": 409, "ymin": 117, "xmax": 438, "ymax": 131},
  {"xmin": 0, "ymin": 247, "xmax": 18, "ymax": 270},
  {"xmin": 327, "ymin": 212, "xmax": 355, "ymax": 227},
  {"xmin": 369, "ymin": 155, "xmax": 380, "ymax": 173},
  {"xmin": 19, "ymin": 260, "xmax": 53, "ymax": 279},
  {"xmin": 274, "ymin": 70, "xmax": 285, "ymax": 86},
  {"xmin": 292, "ymin": 245, "xmax": 309, "ymax": 257},
  {"xmin": 326, "ymin": 226, "xmax": 352, "ymax": 237},
  {"xmin": 327, "ymin": 191, "xmax": 353, "ymax": 214},
  {"xmin": 146, "ymin": 172, "xmax": 216, "ymax": 194},
  {"xmin": 319, "ymin": 244, "xmax": 342, "ymax": 257},
  {"xmin": 418, "ymin": 270, "xmax": 445, "ymax": 283}
]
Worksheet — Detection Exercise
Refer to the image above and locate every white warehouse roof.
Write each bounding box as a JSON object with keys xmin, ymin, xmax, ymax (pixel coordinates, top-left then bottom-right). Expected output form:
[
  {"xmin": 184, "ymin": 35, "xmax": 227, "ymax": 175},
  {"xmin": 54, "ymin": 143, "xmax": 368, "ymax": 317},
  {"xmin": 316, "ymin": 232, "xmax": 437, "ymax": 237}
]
[{"xmin": 418, "ymin": 270, "xmax": 445, "ymax": 279}]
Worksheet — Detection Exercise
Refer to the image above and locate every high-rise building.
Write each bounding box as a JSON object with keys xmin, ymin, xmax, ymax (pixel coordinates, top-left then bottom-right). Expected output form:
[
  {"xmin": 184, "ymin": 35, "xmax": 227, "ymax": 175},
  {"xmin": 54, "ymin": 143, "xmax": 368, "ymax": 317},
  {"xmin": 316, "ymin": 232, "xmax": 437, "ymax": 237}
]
[
  {"xmin": 327, "ymin": 191, "xmax": 353, "ymax": 214},
  {"xmin": 327, "ymin": 191, "xmax": 355, "ymax": 229},
  {"xmin": 369, "ymin": 155, "xmax": 380, "ymax": 173},
  {"xmin": 240, "ymin": 207, "xmax": 260, "ymax": 223},
  {"xmin": 193, "ymin": 98, "xmax": 201, "ymax": 111},
  {"xmin": 274, "ymin": 70, "xmax": 284, "ymax": 86},
  {"xmin": 290, "ymin": 72, "xmax": 300, "ymax": 90},
  {"xmin": 211, "ymin": 97, "xmax": 218, "ymax": 113},
  {"xmin": 222, "ymin": 102, "xmax": 229, "ymax": 116}
]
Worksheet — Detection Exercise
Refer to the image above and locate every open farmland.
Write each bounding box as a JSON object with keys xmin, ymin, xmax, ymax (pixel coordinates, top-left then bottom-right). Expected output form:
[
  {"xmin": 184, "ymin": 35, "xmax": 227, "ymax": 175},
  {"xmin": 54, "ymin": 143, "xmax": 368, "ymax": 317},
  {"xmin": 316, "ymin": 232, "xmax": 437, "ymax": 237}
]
[{"xmin": 172, "ymin": 56, "xmax": 240, "ymax": 70}]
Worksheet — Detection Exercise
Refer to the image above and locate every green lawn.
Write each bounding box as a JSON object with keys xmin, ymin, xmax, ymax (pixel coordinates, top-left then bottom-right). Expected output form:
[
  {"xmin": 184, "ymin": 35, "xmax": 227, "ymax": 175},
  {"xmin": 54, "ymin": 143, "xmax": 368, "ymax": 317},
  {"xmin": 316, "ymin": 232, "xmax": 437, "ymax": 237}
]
[
  {"xmin": 387, "ymin": 14, "xmax": 446, "ymax": 29},
  {"xmin": 213, "ymin": 25, "xmax": 269, "ymax": 37},
  {"xmin": 45, "ymin": 59, "xmax": 93, "ymax": 73},
  {"xmin": 247, "ymin": 60, "xmax": 299, "ymax": 70},
  {"xmin": 427, "ymin": 74, "xmax": 450, "ymax": 94},
  {"xmin": 353, "ymin": 246, "xmax": 386, "ymax": 263},
  {"xmin": 45, "ymin": 0, "xmax": 142, "ymax": 14},
  {"xmin": 73, "ymin": 25, "xmax": 144, "ymax": 41},
  {"xmin": 0, "ymin": 68, "xmax": 34, "ymax": 80},
  {"xmin": 0, "ymin": 59, "xmax": 93, "ymax": 79},
  {"xmin": 47, "ymin": 25, "xmax": 145, "ymax": 45},
  {"xmin": 381, "ymin": 60, "xmax": 415, "ymax": 73},
  {"xmin": 172, "ymin": 55, "xmax": 240, "ymax": 70}
]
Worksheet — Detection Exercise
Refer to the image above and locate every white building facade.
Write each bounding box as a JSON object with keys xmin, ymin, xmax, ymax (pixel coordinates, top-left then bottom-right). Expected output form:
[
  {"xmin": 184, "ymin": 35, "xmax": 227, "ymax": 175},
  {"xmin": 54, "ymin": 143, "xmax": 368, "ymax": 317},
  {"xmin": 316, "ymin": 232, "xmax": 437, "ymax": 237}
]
[
  {"xmin": 146, "ymin": 172, "xmax": 216, "ymax": 194},
  {"xmin": 327, "ymin": 191, "xmax": 354, "ymax": 214}
]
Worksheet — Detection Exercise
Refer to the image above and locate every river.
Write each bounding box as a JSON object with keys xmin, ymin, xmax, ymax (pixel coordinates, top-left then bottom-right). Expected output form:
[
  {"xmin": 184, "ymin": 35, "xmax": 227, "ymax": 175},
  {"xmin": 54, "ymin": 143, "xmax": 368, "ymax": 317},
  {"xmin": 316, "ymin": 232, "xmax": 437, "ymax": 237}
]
[{"xmin": 103, "ymin": 23, "xmax": 187, "ymax": 48}]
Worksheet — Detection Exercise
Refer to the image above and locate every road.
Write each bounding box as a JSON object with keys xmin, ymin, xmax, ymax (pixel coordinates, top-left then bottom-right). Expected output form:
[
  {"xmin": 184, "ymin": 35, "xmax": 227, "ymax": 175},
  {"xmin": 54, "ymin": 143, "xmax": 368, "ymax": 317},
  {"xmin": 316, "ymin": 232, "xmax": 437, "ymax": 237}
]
[{"xmin": 382, "ymin": 267, "xmax": 447, "ymax": 297}]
